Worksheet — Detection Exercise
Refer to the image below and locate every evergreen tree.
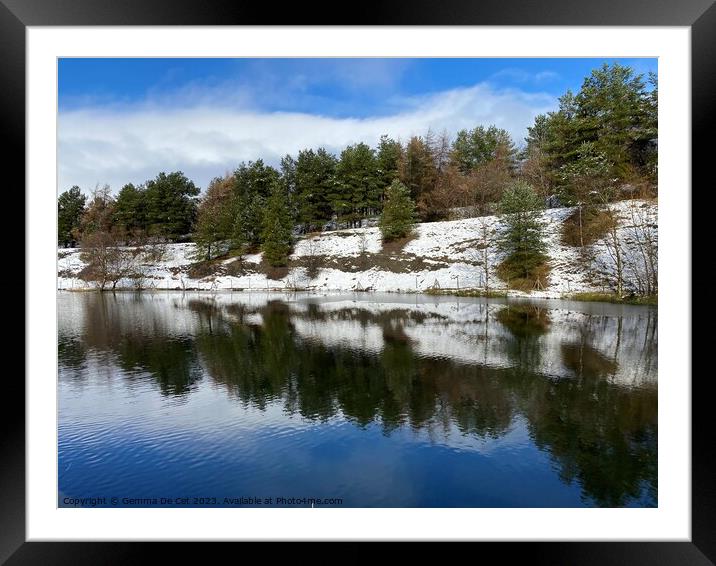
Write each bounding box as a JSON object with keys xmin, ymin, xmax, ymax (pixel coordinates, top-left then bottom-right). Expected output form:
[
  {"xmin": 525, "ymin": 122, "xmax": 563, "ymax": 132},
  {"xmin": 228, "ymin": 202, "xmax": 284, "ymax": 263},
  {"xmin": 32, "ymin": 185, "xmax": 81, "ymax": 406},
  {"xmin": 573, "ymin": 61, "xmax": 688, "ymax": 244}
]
[
  {"xmin": 643, "ymin": 71, "xmax": 658, "ymax": 183},
  {"xmin": 400, "ymin": 136, "xmax": 435, "ymax": 203},
  {"xmin": 574, "ymin": 63, "xmax": 653, "ymax": 175},
  {"xmin": 379, "ymin": 180, "xmax": 416, "ymax": 242},
  {"xmin": 520, "ymin": 116, "xmax": 553, "ymax": 198},
  {"xmin": 334, "ymin": 142, "xmax": 380, "ymax": 226},
  {"xmin": 113, "ymin": 183, "xmax": 147, "ymax": 237},
  {"xmin": 58, "ymin": 186, "xmax": 86, "ymax": 247},
  {"xmin": 193, "ymin": 175, "xmax": 233, "ymax": 260},
  {"xmin": 532, "ymin": 63, "xmax": 656, "ymax": 188},
  {"xmin": 280, "ymin": 154, "xmax": 298, "ymax": 218},
  {"xmin": 143, "ymin": 171, "xmax": 199, "ymax": 240},
  {"xmin": 524, "ymin": 114, "xmax": 551, "ymax": 154},
  {"xmin": 451, "ymin": 125, "xmax": 516, "ymax": 174},
  {"xmin": 534, "ymin": 91, "xmax": 583, "ymax": 181},
  {"xmin": 294, "ymin": 148, "xmax": 337, "ymax": 230},
  {"xmin": 376, "ymin": 135, "xmax": 403, "ymax": 194},
  {"xmin": 261, "ymin": 183, "xmax": 294, "ymax": 267},
  {"xmin": 232, "ymin": 160, "xmax": 280, "ymax": 246},
  {"xmin": 498, "ymin": 181, "xmax": 547, "ymax": 280},
  {"xmin": 556, "ymin": 142, "xmax": 614, "ymax": 248}
]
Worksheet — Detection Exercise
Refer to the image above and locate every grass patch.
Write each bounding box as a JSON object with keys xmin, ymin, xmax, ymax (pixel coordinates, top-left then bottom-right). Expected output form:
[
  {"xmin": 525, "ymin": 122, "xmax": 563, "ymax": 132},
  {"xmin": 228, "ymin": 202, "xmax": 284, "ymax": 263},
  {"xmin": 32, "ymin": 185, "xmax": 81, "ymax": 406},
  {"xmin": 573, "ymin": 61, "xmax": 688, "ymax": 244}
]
[
  {"xmin": 496, "ymin": 257, "xmax": 551, "ymax": 292},
  {"xmin": 225, "ymin": 258, "xmax": 247, "ymax": 277},
  {"xmin": 256, "ymin": 260, "xmax": 289, "ymax": 281},
  {"xmin": 567, "ymin": 292, "xmax": 658, "ymax": 306},
  {"xmin": 561, "ymin": 207, "xmax": 614, "ymax": 247},
  {"xmin": 289, "ymin": 249, "xmax": 448, "ymax": 275},
  {"xmin": 381, "ymin": 232, "xmax": 417, "ymax": 254},
  {"xmin": 187, "ymin": 260, "xmax": 220, "ymax": 279}
]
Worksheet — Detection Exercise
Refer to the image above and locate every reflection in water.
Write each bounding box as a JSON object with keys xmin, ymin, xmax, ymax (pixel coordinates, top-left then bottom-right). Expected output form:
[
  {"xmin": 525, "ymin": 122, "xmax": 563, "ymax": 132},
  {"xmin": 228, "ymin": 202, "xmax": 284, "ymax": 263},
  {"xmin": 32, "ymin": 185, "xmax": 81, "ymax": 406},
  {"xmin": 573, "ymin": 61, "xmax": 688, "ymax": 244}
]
[{"xmin": 58, "ymin": 292, "xmax": 657, "ymax": 508}]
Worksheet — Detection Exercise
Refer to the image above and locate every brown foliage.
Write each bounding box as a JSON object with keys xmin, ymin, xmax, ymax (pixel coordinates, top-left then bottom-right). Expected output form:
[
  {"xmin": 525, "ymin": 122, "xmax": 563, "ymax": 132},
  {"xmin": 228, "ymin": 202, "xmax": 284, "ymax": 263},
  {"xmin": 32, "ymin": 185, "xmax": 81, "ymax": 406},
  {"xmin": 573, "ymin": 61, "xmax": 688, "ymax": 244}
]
[
  {"xmin": 496, "ymin": 259, "xmax": 551, "ymax": 292},
  {"xmin": 561, "ymin": 207, "xmax": 615, "ymax": 247}
]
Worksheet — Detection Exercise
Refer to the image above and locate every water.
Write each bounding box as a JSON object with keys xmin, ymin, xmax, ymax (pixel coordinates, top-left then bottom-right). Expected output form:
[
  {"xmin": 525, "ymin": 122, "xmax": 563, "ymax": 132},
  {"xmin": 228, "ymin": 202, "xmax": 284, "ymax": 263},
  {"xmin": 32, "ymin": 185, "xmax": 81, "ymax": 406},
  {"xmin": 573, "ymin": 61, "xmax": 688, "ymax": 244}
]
[{"xmin": 58, "ymin": 291, "xmax": 657, "ymax": 508}]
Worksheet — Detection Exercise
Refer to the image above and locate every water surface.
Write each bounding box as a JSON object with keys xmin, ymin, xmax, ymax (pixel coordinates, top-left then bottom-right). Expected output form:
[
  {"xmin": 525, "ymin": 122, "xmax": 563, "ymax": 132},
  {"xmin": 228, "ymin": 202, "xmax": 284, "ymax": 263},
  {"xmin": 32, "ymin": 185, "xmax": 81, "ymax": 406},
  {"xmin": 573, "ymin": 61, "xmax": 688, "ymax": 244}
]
[{"xmin": 58, "ymin": 291, "xmax": 657, "ymax": 507}]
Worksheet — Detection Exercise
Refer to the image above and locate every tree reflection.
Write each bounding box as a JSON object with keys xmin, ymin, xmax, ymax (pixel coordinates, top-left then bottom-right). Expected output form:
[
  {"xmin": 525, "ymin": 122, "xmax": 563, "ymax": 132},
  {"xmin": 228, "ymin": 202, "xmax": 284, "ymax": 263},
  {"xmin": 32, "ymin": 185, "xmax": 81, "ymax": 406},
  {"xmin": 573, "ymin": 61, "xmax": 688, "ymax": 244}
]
[{"xmin": 59, "ymin": 293, "xmax": 657, "ymax": 507}]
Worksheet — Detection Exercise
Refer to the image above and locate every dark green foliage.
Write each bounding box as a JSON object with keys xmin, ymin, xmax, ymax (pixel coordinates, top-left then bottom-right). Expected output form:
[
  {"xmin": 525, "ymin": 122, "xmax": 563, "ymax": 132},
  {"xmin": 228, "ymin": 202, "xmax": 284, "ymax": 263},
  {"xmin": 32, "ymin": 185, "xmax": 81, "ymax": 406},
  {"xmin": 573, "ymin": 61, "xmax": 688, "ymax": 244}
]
[
  {"xmin": 498, "ymin": 181, "xmax": 548, "ymax": 281},
  {"xmin": 113, "ymin": 183, "xmax": 147, "ymax": 236},
  {"xmin": 143, "ymin": 171, "xmax": 199, "ymax": 240},
  {"xmin": 333, "ymin": 143, "xmax": 381, "ymax": 227},
  {"xmin": 527, "ymin": 63, "xmax": 657, "ymax": 196},
  {"xmin": 261, "ymin": 183, "xmax": 294, "ymax": 267},
  {"xmin": 574, "ymin": 63, "xmax": 654, "ymax": 173},
  {"xmin": 451, "ymin": 125, "xmax": 516, "ymax": 174},
  {"xmin": 294, "ymin": 148, "xmax": 337, "ymax": 230},
  {"xmin": 379, "ymin": 180, "xmax": 416, "ymax": 242},
  {"xmin": 279, "ymin": 154, "xmax": 298, "ymax": 217},
  {"xmin": 524, "ymin": 114, "xmax": 551, "ymax": 153},
  {"xmin": 376, "ymin": 135, "xmax": 403, "ymax": 195},
  {"xmin": 58, "ymin": 186, "xmax": 86, "ymax": 247},
  {"xmin": 232, "ymin": 160, "xmax": 280, "ymax": 246}
]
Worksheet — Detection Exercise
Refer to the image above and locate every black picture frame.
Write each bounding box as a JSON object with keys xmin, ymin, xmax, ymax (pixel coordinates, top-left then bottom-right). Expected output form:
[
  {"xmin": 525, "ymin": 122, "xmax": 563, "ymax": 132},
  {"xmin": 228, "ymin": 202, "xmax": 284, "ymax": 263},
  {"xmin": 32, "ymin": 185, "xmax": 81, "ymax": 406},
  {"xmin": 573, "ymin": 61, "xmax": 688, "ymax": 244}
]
[{"xmin": 5, "ymin": 0, "xmax": 711, "ymax": 561}]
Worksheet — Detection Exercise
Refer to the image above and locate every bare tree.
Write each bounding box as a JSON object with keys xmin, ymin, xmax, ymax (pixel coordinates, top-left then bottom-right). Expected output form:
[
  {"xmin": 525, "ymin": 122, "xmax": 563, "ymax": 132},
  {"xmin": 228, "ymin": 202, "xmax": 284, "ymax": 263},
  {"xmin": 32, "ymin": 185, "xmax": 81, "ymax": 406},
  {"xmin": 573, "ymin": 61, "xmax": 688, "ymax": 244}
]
[
  {"xmin": 601, "ymin": 207, "xmax": 625, "ymax": 298},
  {"xmin": 626, "ymin": 201, "xmax": 658, "ymax": 296},
  {"xmin": 79, "ymin": 231, "xmax": 115, "ymax": 291},
  {"xmin": 519, "ymin": 145, "xmax": 551, "ymax": 198},
  {"xmin": 79, "ymin": 229, "xmax": 142, "ymax": 291},
  {"xmin": 107, "ymin": 247, "xmax": 142, "ymax": 290},
  {"xmin": 304, "ymin": 236, "xmax": 324, "ymax": 280},
  {"xmin": 476, "ymin": 218, "xmax": 494, "ymax": 292},
  {"xmin": 357, "ymin": 230, "xmax": 370, "ymax": 269}
]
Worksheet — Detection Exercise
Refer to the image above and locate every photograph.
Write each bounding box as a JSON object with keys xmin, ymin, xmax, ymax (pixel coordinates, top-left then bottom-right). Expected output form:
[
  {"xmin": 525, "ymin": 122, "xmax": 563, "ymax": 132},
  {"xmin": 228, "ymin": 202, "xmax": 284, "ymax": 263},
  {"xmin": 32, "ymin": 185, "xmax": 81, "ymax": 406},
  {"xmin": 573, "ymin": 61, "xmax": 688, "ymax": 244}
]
[{"xmin": 56, "ymin": 56, "xmax": 659, "ymax": 509}]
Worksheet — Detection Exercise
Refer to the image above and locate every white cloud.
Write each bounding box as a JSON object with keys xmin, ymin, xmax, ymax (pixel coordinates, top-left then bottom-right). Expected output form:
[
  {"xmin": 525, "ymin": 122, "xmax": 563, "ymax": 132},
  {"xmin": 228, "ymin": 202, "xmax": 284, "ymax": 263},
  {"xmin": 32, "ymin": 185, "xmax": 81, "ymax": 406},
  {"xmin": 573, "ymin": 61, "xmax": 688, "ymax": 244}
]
[
  {"xmin": 58, "ymin": 82, "xmax": 557, "ymax": 194},
  {"xmin": 490, "ymin": 68, "xmax": 560, "ymax": 85},
  {"xmin": 535, "ymin": 71, "xmax": 560, "ymax": 82}
]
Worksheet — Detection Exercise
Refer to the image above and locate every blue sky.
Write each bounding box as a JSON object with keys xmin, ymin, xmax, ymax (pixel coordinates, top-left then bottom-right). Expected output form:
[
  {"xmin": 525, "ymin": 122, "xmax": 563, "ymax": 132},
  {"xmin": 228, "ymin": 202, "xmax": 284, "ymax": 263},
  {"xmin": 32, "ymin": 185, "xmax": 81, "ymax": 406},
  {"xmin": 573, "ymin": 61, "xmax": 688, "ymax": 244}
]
[{"xmin": 58, "ymin": 58, "xmax": 657, "ymax": 194}]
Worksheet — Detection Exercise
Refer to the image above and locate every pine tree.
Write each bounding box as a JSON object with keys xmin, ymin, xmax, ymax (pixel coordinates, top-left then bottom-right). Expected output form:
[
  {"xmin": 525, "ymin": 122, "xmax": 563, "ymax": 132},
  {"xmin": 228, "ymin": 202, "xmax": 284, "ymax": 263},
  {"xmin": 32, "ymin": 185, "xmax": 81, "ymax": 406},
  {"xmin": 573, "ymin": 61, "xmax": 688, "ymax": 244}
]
[
  {"xmin": 113, "ymin": 183, "xmax": 147, "ymax": 238},
  {"xmin": 376, "ymin": 135, "xmax": 403, "ymax": 195},
  {"xmin": 379, "ymin": 180, "xmax": 416, "ymax": 242},
  {"xmin": 531, "ymin": 63, "xmax": 656, "ymax": 188},
  {"xmin": 229, "ymin": 160, "xmax": 279, "ymax": 248},
  {"xmin": 261, "ymin": 183, "xmax": 294, "ymax": 267},
  {"xmin": 143, "ymin": 171, "xmax": 199, "ymax": 240},
  {"xmin": 58, "ymin": 186, "xmax": 86, "ymax": 247},
  {"xmin": 334, "ymin": 143, "xmax": 380, "ymax": 227},
  {"xmin": 575, "ymin": 63, "xmax": 652, "ymax": 174},
  {"xmin": 193, "ymin": 175, "xmax": 233, "ymax": 261},
  {"xmin": 498, "ymin": 181, "xmax": 547, "ymax": 281},
  {"xmin": 451, "ymin": 125, "xmax": 515, "ymax": 174},
  {"xmin": 294, "ymin": 148, "xmax": 337, "ymax": 230}
]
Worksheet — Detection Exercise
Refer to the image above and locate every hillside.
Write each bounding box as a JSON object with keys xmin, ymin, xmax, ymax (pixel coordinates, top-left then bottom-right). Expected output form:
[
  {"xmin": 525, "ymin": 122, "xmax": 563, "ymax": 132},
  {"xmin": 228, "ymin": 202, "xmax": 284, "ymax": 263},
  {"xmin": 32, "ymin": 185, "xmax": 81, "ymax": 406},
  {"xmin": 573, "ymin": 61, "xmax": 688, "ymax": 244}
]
[{"xmin": 58, "ymin": 199, "xmax": 657, "ymax": 298}]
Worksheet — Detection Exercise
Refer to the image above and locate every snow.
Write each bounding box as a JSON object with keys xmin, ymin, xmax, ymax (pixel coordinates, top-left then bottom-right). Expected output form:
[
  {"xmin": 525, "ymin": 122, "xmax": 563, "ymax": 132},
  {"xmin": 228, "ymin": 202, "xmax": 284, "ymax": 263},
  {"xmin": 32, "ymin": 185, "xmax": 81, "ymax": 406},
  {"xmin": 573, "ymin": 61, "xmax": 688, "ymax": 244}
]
[{"xmin": 57, "ymin": 199, "xmax": 656, "ymax": 297}]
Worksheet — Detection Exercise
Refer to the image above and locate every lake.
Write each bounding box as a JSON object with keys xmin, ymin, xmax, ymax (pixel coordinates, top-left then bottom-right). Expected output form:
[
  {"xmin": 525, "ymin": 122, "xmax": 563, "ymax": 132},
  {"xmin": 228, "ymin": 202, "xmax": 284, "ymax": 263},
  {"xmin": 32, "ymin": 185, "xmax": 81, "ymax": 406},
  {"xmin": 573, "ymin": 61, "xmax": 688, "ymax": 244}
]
[{"xmin": 58, "ymin": 291, "xmax": 657, "ymax": 508}]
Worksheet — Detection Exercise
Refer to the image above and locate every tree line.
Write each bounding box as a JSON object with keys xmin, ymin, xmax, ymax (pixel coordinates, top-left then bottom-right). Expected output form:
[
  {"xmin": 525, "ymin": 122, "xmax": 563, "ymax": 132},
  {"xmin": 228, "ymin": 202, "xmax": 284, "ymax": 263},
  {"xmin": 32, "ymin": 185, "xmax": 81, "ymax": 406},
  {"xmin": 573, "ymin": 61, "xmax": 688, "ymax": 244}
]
[{"xmin": 58, "ymin": 63, "xmax": 657, "ymax": 278}]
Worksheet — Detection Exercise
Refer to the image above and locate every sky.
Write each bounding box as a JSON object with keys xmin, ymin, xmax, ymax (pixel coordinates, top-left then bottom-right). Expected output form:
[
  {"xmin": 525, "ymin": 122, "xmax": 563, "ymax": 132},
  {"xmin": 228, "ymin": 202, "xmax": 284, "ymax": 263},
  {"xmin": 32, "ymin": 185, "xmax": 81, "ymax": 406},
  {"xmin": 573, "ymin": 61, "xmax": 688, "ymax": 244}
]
[{"xmin": 58, "ymin": 57, "xmax": 657, "ymax": 195}]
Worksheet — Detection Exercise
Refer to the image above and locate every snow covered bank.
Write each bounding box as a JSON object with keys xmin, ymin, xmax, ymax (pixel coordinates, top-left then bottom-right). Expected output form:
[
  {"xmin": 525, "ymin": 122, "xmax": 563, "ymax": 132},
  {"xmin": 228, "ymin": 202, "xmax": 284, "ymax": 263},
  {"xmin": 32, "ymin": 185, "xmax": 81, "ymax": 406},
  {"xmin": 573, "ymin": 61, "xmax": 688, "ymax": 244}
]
[{"xmin": 58, "ymin": 199, "xmax": 657, "ymax": 297}]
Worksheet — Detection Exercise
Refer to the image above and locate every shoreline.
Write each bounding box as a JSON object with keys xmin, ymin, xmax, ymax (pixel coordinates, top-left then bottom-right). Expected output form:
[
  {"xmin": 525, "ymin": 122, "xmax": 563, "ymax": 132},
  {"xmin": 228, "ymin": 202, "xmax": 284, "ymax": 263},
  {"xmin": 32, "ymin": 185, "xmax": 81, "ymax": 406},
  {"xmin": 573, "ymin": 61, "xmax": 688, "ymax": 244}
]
[{"xmin": 56, "ymin": 286, "xmax": 657, "ymax": 306}]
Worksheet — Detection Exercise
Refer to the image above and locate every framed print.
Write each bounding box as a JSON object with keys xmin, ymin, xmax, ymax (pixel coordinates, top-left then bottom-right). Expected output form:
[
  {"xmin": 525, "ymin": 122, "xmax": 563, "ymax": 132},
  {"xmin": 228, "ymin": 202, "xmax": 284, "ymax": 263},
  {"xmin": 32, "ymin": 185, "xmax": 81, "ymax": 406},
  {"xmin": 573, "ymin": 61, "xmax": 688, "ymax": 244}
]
[{"xmin": 4, "ymin": 0, "xmax": 712, "ymax": 562}]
